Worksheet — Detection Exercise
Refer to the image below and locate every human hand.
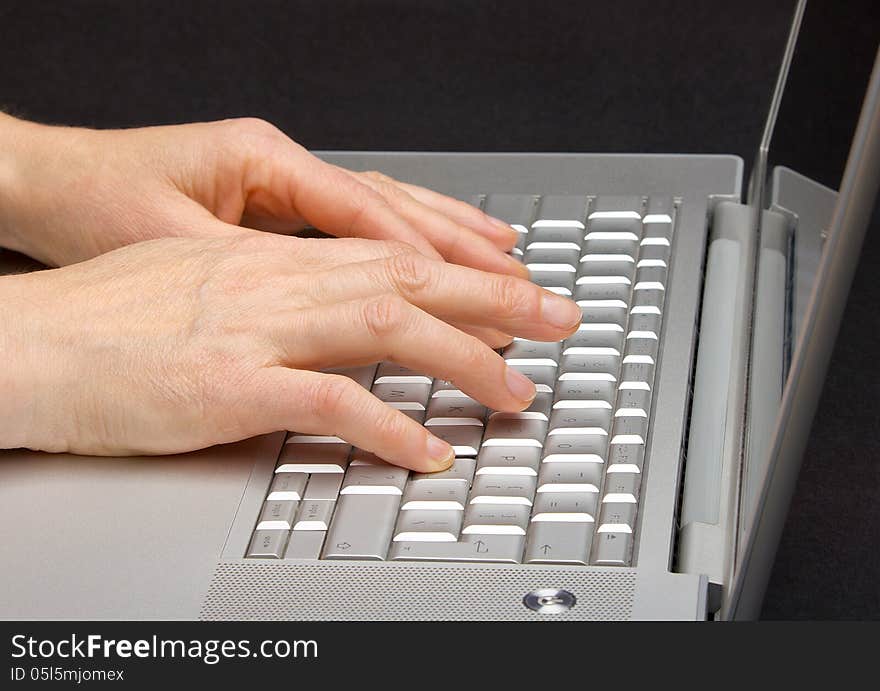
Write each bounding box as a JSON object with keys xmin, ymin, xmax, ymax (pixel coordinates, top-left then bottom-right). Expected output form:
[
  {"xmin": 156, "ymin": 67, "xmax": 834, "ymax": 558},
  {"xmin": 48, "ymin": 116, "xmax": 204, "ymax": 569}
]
[
  {"xmin": 0, "ymin": 233, "xmax": 580, "ymax": 471},
  {"xmin": 0, "ymin": 113, "xmax": 524, "ymax": 275}
]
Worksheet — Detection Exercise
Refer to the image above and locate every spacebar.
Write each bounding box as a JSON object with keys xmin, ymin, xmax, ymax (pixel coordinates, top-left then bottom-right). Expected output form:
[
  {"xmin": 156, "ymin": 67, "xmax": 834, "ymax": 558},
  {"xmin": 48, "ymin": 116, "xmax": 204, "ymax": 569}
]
[{"xmin": 389, "ymin": 535, "xmax": 524, "ymax": 563}]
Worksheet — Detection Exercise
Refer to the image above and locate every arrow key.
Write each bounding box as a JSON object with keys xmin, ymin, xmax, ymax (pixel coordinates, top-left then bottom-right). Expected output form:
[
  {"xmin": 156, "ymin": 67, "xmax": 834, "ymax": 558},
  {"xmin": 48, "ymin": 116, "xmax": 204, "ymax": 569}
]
[{"xmin": 524, "ymin": 521, "xmax": 593, "ymax": 565}]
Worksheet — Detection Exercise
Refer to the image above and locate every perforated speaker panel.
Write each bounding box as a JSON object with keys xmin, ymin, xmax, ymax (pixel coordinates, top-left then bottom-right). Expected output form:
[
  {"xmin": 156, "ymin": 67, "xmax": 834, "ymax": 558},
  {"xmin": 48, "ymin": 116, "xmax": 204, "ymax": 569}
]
[{"xmin": 199, "ymin": 561, "xmax": 637, "ymax": 620}]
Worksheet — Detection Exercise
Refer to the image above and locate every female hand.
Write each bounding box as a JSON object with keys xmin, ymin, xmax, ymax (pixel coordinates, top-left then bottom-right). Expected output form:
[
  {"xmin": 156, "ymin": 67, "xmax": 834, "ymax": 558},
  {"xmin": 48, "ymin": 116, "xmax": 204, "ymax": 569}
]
[
  {"xmin": 0, "ymin": 113, "xmax": 523, "ymax": 274},
  {"xmin": 0, "ymin": 232, "xmax": 580, "ymax": 471}
]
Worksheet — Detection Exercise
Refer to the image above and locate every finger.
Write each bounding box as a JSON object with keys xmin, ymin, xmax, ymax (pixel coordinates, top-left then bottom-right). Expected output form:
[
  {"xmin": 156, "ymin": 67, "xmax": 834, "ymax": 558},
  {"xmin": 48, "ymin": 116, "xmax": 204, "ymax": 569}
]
[
  {"xmin": 270, "ymin": 295, "xmax": 538, "ymax": 412},
  {"xmin": 391, "ymin": 178, "xmax": 519, "ymax": 251},
  {"xmin": 254, "ymin": 368, "xmax": 455, "ymax": 472},
  {"xmin": 452, "ymin": 323, "xmax": 513, "ymax": 349},
  {"xmin": 294, "ymin": 252, "xmax": 582, "ymax": 341},
  {"xmin": 241, "ymin": 136, "xmax": 444, "ymax": 259},
  {"xmin": 350, "ymin": 170, "xmax": 528, "ymax": 279}
]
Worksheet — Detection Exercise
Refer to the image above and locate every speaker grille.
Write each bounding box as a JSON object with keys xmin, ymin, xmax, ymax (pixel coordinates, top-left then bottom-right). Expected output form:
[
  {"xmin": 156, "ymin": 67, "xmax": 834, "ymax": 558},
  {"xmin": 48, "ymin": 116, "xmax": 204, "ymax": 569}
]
[{"xmin": 200, "ymin": 561, "xmax": 637, "ymax": 620}]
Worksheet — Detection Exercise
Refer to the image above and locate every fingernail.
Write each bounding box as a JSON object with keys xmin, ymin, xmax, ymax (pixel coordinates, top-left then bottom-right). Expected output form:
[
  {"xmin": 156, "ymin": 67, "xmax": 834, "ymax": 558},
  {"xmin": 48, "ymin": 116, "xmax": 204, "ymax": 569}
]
[
  {"xmin": 505, "ymin": 367, "xmax": 537, "ymax": 403},
  {"xmin": 541, "ymin": 292, "xmax": 582, "ymax": 330},
  {"xmin": 426, "ymin": 434, "xmax": 455, "ymax": 469}
]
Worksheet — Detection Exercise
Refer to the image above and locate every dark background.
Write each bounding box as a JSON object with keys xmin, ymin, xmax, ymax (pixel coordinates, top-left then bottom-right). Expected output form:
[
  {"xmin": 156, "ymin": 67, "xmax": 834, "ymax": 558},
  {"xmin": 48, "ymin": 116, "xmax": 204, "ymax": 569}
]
[{"xmin": 1, "ymin": 0, "xmax": 877, "ymax": 618}]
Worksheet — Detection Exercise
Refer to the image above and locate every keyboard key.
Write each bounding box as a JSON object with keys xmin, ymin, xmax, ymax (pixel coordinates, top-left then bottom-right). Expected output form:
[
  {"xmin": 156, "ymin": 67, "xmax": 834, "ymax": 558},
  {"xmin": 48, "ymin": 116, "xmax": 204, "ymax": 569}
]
[
  {"xmin": 283, "ymin": 530, "xmax": 326, "ymax": 560},
  {"xmin": 610, "ymin": 416, "xmax": 648, "ymax": 445},
  {"xmin": 429, "ymin": 424, "xmax": 484, "ymax": 456},
  {"xmin": 627, "ymin": 311, "xmax": 662, "ymax": 335},
  {"xmin": 583, "ymin": 233, "xmax": 639, "ymax": 256},
  {"xmin": 577, "ymin": 256, "xmax": 636, "ymax": 282},
  {"xmin": 247, "ymin": 529, "xmax": 289, "ymax": 559},
  {"xmin": 624, "ymin": 333, "xmax": 660, "ymax": 360},
  {"xmin": 523, "ymin": 243, "xmax": 581, "ymax": 269},
  {"xmin": 548, "ymin": 405, "xmax": 612, "ymax": 432},
  {"xmin": 620, "ymin": 359, "xmax": 656, "ymax": 386},
  {"xmin": 528, "ymin": 269, "xmax": 576, "ymax": 295},
  {"xmin": 532, "ymin": 491, "xmax": 599, "ymax": 522},
  {"xmin": 340, "ymin": 464, "xmax": 409, "ymax": 495},
  {"xmin": 374, "ymin": 362, "xmax": 433, "ymax": 384},
  {"xmin": 537, "ymin": 461, "xmax": 603, "ymax": 493},
  {"xmin": 602, "ymin": 470, "xmax": 642, "ymax": 503},
  {"xmin": 524, "ymin": 521, "xmax": 594, "ymax": 565},
  {"xmin": 401, "ymin": 478, "xmax": 469, "ymax": 510},
  {"xmin": 591, "ymin": 530, "xmax": 633, "ymax": 566},
  {"xmin": 559, "ymin": 352, "xmax": 620, "ymax": 377},
  {"xmin": 607, "ymin": 444, "xmax": 645, "ymax": 472},
  {"xmin": 276, "ymin": 442, "xmax": 350, "ymax": 474},
  {"xmin": 577, "ymin": 303, "xmax": 628, "ymax": 327},
  {"xmin": 302, "ymin": 473, "xmax": 344, "ymax": 500},
  {"xmin": 483, "ymin": 416, "xmax": 548, "ymax": 446},
  {"xmin": 293, "ymin": 500, "xmax": 335, "ymax": 531},
  {"xmin": 505, "ymin": 363, "xmax": 558, "ymax": 390},
  {"xmin": 574, "ymin": 280, "xmax": 632, "ymax": 303},
  {"xmin": 598, "ymin": 502, "xmax": 637, "ymax": 532},
  {"xmin": 425, "ymin": 393, "xmax": 486, "ymax": 424},
  {"xmin": 503, "ymin": 339, "xmax": 563, "ymax": 364},
  {"xmin": 542, "ymin": 434, "xmax": 608, "ymax": 463},
  {"xmin": 615, "ymin": 388, "xmax": 651, "ymax": 417},
  {"xmin": 393, "ymin": 510, "xmax": 462, "ymax": 542},
  {"xmin": 553, "ymin": 375, "xmax": 617, "ymax": 404},
  {"xmin": 322, "ymin": 494, "xmax": 400, "ymax": 560},
  {"xmin": 267, "ymin": 472, "xmax": 309, "ymax": 501},
  {"xmin": 371, "ymin": 382, "xmax": 431, "ymax": 406},
  {"xmin": 563, "ymin": 325, "xmax": 625, "ymax": 354},
  {"xmin": 469, "ymin": 475, "xmax": 537, "ymax": 505},
  {"xmin": 462, "ymin": 504, "xmax": 531, "ymax": 535},
  {"xmin": 476, "ymin": 445, "xmax": 542, "ymax": 475},
  {"xmin": 257, "ymin": 500, "xmax": 299, "ymax": 530},
  {"xmin": 529, "ymin": 224, "xmax": 584, "ymax": 245},
  {"xmin": 410, "ymin": 457, "xmax": 476, "ymax": 483},
  {"xmin": 389, "ymin": 534, "xmax": 524, "ymax": 563}
]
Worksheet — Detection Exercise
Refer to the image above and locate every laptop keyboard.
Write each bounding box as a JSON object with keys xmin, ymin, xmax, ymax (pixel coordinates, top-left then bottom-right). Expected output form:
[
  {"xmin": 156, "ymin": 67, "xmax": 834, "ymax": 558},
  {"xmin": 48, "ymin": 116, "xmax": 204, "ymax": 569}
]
[{"xmin": 246, "ymin": 193, "xmax": 676, "ymax": 566}]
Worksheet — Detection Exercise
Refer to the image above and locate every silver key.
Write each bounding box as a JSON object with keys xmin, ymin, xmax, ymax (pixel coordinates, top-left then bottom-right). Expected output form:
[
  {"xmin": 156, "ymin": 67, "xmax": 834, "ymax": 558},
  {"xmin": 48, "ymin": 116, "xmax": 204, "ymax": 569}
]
[
  {"xmin": 591, "ymin": 530, "xmax": 633, "ymax": 566},
  {"xmin": 462, "ymin": 504, "xmax": 531, "ymax": 535},
  {"xmin": 425, "ymin": 393, "xmax": 486, "ymax": 424},
  {"xmin": 430, "ymin": 379, "xmax": 460, "ymax": 395},
  {"xmin": 276, "ymin": 442, "xmax": 350, "ymax": 473},
  {"xmin": 483, "ymin": 415, "xmax": 548, "ymax": 446},
  {"xmin": 389, "ymin": 534, "xmax": 524, "ymax": 563},
  {"xmin": 529, "ymin": 224, "xmax": 584, "ymax": 245},
  {"xmin": 293, "ymin": 500, "xmax": 335, "ymax": 531},
  {"xmin": 632, "ymin": 288, "xmax": 665, "ymax": 310},
  {"xmin": 610, "ymin": 416, "xmax": 648, "ymax": 445},
  {"xmin": 401, "ymin": 479, "xmax": 469, "ymax": 510},
  {"xmin": 524, "ymin": 243, "xmax": 581, "ymax": 269},
  {"xmin": 553, "ymin": 375, "xmax": 617, "ymax": 404},
  {"xmin": 373, "ymin": 362, "xmax": 433, "ymax": 384},
  {"xmin": 563, "ymin": 325, "xmax": 625, "ymax": 353},
  {"xmin": 577, "ymin": 303, "xmax": 628, "ymax": 327},
  {"xmin": 393, "ymin": 510, "xmax": 462, "ymax": 542},
  {"xmin": 257, "ymin": 500, "xmax": 299, "ymax": 530},
  {"xmin": 574, "ymin": 280, "xmax": 632, "ymax": 303},
  {"xmin": 283, "ymin": 530, "xmax": 326, "ymax": 560},
  {"xmin": 598, "ymin": 501, "xmax": 637, "ymax": 532},
  {"xmin": 503, "ymin": 339, "xmax": 563, "ymax": 364},
  {"xmin": 371, "ymin": 382, "xmax": 431, "ymax": 405},
  {"xmin": 469, "ymin": 474, "xmax": 536, "ymax": 505},
  {"xmin": 549, "ymin": 406, "xmax": 612, "ymax": 432},
  {"xmin": 624, "ymin": 333, "xmax": 660, "ymax": 360},
  {"xmin": 638, "ymin": 240, "xmax": 671, "ymax": 263},
  {"xmin": 488, "ymin": 391, "xmax": 554, "ymax": 421},
  {"xmin": 532, "ymin": 491, "xmax": 599, "ymax": 521},
  {"xmin": 635, "ymin": 265, "xmax": 667, "ymax": 289},
  {"xmin": 607, "ymin": 443, "xmax": 646, "ymax": 471},
  {"xmin": 542, "ymin": 433, "xmax": 608, "ymax": 463},
  {"xmin": 528, "ymin": 269, "xmax": 576, "ymax": 295},
  {"xmin": 615, "ymin": 388, "xmax": 652, "ymax": 416},
  {"xmin": 627, "ymin": 311, "xmax": 662, "ymax": 336},
  {"xmin": 429, "ymin": 424, "xmax": 484, "ymax": 456},
  {"xmin": 537, "ymin": 461, "xmax": 603, "ymax": 493},
  {"xmin": 410, "ymin": 457, "xmax": 476, "ymax": 483},
  {"xmin": 602, "ymin": 471, "xmax": 642, "ymax": 503},
  {"xmin": 577, "ymin": 256, "xmax": 636, "ymax": 281},
  {"xmin": 388, "ymin": 403, "xmax": 426, "ymax": 424},
  {"xmin": 267, "ymin": 472, "xmax": 309, "ymax": 501},
  {"xmin": 583, "ymin": 233, "xmax": 639, "ymax": 256},
  {"xmin": 340, "ymin": 463, "xmax": 409, "ymax": 495},
  {"xmin": 620, "ymin": 359, "xmax": 656, "ymax": 385},
  {"xmin": 247, "ymin": 529, "xmax": 289, "ymax": 559},
  {"xmin": 322, "ymin": 494, "xmax": 400, "ymax": 560},
  {"xmin": 323, "ymin": 364, "xmax": 378, "ymax": 390},
  {"xmin": 525, "ymin": 521, "xmax": 594, "ymax": 565},
  {"xmin": 476, "ymin": 445, "xmax": 542, "ymax": 476},
  {"xmin": 505, "ymin": 363, "xmax": 558, "ymax": 389}
]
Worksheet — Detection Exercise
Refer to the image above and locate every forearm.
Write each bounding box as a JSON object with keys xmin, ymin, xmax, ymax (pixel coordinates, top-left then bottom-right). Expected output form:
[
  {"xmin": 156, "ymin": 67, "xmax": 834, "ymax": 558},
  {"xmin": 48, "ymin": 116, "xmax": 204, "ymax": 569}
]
[{"xmin": 0, "ymin": 113, "xmax": 96, "ymax": 265}]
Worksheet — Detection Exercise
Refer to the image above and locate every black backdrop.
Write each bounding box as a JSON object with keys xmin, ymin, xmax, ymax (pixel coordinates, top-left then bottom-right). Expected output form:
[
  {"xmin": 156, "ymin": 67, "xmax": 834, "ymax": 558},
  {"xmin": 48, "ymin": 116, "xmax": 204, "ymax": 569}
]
[{"xmin": 1, "ymin": 0, "xmax": 877, "ymax": 619}]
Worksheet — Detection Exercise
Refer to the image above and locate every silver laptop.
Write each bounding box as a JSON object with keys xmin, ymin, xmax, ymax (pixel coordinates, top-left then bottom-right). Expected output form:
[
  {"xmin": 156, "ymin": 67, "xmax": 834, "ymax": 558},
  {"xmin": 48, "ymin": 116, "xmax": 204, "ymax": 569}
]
[{"xmin": 1, "ymin": 0, "xmax": 878, "ymax": 620}]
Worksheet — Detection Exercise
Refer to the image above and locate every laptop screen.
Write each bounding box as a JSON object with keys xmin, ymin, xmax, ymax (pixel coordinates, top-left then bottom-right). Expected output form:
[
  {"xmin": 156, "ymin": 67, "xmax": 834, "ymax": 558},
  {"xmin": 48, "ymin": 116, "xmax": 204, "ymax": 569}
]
[{"xmin": 735, "ymin": 0, "xmax": 880, "ymax": 614}]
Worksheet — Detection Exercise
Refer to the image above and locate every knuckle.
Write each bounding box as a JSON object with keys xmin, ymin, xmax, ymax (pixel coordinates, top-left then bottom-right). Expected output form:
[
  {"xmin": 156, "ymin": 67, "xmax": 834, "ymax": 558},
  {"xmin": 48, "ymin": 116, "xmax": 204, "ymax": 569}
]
[
  {"xmin": 492, "ymin": 274, "xmax": 533, "ymax": 317},
  {"xmin": 229, "ymin": 116, "xmax": 281, "ymax": 138},
  {"xmin": 308, "ymin": 375, "xmax": 355, "ymax": 418},
  {"xmin": 362, "ymin": 170, "xmax": 395, "ymax": 184},
  {"xmin": 385, "ymin": 250, "xmax": 432, "ymax": 295},
  {"xmin": 362, "ymin": 294, "xmax": 410, "ymax": 339},
  {"xmin": 381, "ymin": 239, "xmax": 418, "ymax": 257}
]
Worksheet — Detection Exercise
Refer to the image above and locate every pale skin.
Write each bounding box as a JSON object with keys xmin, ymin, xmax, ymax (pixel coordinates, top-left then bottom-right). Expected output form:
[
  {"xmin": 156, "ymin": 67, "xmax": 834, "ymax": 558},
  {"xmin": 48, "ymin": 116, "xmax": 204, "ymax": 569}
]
[{"xmin": 0, "ymin": 114, "xmax": 581, "ymax": 471}]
